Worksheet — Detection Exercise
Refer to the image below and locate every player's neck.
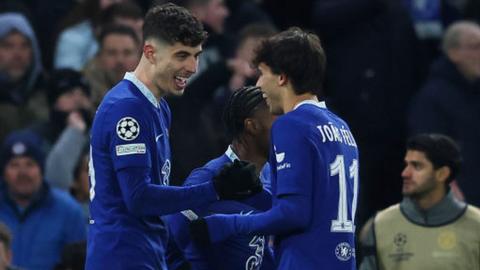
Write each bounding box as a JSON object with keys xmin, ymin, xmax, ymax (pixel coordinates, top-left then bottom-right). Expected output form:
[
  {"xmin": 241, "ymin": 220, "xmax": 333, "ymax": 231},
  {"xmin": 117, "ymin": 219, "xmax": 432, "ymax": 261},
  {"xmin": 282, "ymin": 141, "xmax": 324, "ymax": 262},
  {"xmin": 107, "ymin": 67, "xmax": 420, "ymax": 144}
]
[
  {"xmin": 231, "ymin": 140, "xmax": 267, "ymax": 175},
  {"xmin": 283, "ymin": 90, "xmax": 318, "ymax": 113},
  {"xmin": 134, "ymin": 60, "xmax": 163, "ymax": 100}
]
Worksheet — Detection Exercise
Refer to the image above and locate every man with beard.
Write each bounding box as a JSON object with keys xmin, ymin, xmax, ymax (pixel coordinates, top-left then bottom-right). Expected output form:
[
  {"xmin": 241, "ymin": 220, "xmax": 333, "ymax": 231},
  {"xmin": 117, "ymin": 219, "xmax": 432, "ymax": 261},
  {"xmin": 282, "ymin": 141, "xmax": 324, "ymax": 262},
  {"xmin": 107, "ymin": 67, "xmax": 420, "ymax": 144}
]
[
  {"xmin": 86, "ymin": 4, "xmax": 262, "ymax": 270},
  {"xmin": 0, "ymin": 12, "xmax": 47, "ymax": 143},
  {"xmin": 83, "ymin": 24, "xmax": 141, "ymax": 107},
  {"xmin": 0, "ymin": 131, "xmax": 86, "ymax": 270},
  {"xmin": 360, "ymin": 134, "xmax": 480, "ymax": 270}
]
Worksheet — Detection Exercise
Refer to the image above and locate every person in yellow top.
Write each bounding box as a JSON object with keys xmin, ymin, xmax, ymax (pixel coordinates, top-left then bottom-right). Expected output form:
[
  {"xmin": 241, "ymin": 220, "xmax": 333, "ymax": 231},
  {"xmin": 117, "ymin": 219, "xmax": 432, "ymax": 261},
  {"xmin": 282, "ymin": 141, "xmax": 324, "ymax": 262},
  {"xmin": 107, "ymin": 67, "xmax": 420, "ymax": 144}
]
[{"xmin": 360, "ymin": 133, "xmax": 480, "ymax": 270}]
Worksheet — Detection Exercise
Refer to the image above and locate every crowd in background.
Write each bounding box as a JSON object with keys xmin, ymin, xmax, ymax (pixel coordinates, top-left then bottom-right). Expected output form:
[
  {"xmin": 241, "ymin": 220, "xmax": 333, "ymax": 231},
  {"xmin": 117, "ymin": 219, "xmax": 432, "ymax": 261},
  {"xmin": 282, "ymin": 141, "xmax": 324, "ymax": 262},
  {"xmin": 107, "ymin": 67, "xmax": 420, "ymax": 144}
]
[{"xmin": 0, "ymin": 0, "xmax": 479, "ymax": 269}]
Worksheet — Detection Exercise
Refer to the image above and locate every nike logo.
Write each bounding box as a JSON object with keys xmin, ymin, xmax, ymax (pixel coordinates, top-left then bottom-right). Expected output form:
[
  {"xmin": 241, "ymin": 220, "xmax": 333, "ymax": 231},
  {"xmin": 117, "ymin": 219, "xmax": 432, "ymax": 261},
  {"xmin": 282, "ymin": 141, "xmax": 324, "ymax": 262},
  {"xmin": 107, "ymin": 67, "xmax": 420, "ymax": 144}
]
[
  {"xmin": 155, "ymin": 134, "xmax": 164, "ymax": 142},
  {"xmin": 274, "ymin": 145, "xmax": 285, "ymax": 162},
  {"xmin": 239, "ymin": 210, "xmax": 254, "ymax": 216}
]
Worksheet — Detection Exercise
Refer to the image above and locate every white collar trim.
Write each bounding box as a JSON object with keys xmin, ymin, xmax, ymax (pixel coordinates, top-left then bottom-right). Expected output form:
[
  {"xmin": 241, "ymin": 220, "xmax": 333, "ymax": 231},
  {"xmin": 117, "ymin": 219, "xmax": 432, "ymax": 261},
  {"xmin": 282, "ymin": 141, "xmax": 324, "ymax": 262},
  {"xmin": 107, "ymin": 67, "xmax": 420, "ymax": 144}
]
[
  {"xmin": 124, "ymin": 72, "xmax": 159, "ymax": 108},
  {"xmin": 293, "ymin": 99, "xmax": 327, "ymax": 110},
  {"xmin": 225, "ymin": 145, "xmax": 239, "ymax": 162}
]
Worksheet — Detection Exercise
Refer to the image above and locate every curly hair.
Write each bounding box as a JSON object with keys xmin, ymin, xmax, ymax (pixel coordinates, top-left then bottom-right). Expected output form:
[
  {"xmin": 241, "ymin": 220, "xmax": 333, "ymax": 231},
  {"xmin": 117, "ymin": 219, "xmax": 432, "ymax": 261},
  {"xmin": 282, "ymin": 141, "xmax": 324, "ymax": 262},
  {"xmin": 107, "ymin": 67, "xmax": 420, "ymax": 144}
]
[
  {"xmin": 143, "ymin": 3, "xmax": 207, "ymax": 46},
  {"xmin": 253, "ymin": 27, "xmax": 326, "ymax": 97},
  {"xmin": 223, "ymin": 86, "xmax": 267, "ymax": 140}
]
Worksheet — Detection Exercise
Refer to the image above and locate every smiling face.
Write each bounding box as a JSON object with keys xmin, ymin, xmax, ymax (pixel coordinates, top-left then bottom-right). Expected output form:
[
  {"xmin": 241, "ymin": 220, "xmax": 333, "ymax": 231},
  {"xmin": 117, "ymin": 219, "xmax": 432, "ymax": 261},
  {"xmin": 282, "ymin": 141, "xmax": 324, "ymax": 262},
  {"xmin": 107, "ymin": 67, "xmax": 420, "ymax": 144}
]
[
  {"xmin": 147, "ymin": 40, "xmax": 202, "ymax": 97},
  {"xmin": 256, "ymin": 62, "xmax": 283, "ymax": 115}
]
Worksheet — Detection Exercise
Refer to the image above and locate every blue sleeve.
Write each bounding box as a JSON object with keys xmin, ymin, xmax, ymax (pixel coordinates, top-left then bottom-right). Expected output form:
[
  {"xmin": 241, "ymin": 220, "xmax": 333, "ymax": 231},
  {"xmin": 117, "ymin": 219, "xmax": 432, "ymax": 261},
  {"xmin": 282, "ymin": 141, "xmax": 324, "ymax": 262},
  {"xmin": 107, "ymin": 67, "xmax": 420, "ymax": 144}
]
[
  {"xmin": 272, "ymin": 118, "xmax": 315, "ymax": 196},
  {"xmin": 206, "ymin": 194, "xmax": 310, "ymax": 243},
  {"xmin": 105, "ymin": 98, "xmax": 152, "ymax": 171},
  {"xmin": 205, "ymin": 118, "xmax": 313, "ymax": 242},
  {"xmin": 117, "ymin": 167, "xmax": 218, "ymax": 216}
]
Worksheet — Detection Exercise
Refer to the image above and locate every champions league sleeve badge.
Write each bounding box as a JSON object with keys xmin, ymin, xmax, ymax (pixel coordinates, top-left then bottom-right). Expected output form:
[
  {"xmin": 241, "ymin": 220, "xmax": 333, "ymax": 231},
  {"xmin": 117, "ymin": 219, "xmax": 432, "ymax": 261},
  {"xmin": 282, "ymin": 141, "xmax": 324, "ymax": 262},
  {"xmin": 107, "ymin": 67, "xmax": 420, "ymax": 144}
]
[{"xmin": 116, "ymin": 117, "xmax": 140, "ymax": 141}]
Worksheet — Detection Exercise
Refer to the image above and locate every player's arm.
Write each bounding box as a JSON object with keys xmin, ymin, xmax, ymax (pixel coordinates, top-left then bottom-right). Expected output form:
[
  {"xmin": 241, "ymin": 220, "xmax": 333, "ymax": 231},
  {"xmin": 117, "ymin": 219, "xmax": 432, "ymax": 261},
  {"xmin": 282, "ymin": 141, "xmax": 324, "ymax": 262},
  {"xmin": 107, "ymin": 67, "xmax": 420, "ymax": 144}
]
[
  {"xmin": 117, "ymin": 167, "xmax": 218, "ymax": 216},
  {"xmin": 117, "ymin": 159, "xmax": 261, "ymax": 216},
  {"xmin": 193, "ymin": 119, "xmax": 313, "ymax": 242}
]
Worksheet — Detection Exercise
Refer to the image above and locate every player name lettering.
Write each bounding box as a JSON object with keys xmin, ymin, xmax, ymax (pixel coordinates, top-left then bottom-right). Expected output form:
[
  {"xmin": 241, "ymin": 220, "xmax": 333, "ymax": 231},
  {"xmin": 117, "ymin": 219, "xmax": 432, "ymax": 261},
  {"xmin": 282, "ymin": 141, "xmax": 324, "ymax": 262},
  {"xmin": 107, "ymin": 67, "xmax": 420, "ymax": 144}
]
[{"xmin": 317, "ymin": 123, "xmax": 357, "ymax": 148}]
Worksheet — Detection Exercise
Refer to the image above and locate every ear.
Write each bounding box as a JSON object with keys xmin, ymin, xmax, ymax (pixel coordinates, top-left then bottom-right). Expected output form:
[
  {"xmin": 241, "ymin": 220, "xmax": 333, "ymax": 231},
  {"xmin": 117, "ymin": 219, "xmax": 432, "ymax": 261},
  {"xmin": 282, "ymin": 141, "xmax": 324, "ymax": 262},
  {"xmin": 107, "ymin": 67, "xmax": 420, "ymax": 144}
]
[
  {"xmin": 436, "ymin": 166, "xmax": 451, "ymax": 184},
  {"xmin": 143, "ymin": 43, "xmax": 156, "ymax": 64},
  {"xmin": 244, "ymin": 118, "xmax": 258, "ymax": 135},
  {"xmin": 278, "ymin": 73, "xmax": 288, "ymax": 86}
]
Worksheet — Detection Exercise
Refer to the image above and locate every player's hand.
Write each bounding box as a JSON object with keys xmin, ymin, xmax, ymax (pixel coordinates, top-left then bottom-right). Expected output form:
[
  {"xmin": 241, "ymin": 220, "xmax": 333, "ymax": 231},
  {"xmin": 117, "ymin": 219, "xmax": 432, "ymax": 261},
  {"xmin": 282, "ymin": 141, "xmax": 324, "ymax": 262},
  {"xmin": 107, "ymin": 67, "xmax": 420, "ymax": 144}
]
[
  {"xmin": 213, "ymin": 160, "xmax": 263, "ymax": 200},
  {"xmin": 189, "ymin": 218, "xmax": 211, "ymax": 247}
]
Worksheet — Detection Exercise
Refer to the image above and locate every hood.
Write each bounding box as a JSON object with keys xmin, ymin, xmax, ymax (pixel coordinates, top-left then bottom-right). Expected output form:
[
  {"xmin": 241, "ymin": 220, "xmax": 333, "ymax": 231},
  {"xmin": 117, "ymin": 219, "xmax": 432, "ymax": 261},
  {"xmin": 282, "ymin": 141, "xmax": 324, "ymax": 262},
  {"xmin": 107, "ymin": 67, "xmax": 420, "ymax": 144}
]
[{"xmin": 0, "ymin": 12, "xmax": 43, "ymax": 96}]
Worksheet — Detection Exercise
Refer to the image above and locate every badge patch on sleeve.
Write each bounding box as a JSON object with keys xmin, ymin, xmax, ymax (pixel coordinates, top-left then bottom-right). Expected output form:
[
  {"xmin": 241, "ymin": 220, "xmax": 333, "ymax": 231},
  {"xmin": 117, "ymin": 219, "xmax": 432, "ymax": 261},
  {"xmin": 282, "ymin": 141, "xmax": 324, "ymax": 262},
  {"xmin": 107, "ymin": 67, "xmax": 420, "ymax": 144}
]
[
  {"xmin": 116, "ymin": 117, "xmax": 140, "ymax": 141},
  {"xmin": 116, "ymin": 143, "xmax": 146, "ymax": 156}
]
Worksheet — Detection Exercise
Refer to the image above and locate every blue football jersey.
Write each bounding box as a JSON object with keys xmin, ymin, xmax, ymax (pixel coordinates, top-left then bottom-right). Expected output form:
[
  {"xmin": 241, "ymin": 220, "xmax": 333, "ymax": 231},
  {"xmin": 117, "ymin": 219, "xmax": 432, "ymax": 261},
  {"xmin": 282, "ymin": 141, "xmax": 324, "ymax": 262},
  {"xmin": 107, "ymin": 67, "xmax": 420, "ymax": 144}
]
[
  {"xmin": 270, "ymin": 100, "xmax": 359, "ymax": 269},
  {"xmin": 166, "ymin": 146, "xmax": 275, "ymax": 270},
  {"xmin": 86, "ymin": 73, "xmax": 172, "ymax": 269}
]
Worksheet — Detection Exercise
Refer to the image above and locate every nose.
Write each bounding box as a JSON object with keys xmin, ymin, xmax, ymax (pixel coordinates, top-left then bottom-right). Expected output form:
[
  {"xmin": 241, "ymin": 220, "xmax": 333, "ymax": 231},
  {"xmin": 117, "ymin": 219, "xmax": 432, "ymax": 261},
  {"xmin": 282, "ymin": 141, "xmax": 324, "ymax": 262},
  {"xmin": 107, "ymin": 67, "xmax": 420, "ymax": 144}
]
[
  {"xmin": 401, "ymin": 166, "xmax": 410, "ymax": 179},
  {"xmin": 186, "ymin": 56, "xmax": 197, "ymax": 74}
]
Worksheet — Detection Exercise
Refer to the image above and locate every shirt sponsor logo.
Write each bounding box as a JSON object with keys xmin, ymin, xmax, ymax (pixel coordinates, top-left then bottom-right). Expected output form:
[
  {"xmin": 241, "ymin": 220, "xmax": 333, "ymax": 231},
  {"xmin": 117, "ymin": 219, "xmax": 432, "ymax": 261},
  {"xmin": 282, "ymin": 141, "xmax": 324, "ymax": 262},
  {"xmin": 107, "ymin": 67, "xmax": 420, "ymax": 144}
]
[
  {"xmin": 115, "ymin": 143, "xmax": 146, "ymax": 156},
  {"xmin": 274, "ymin": 145, "xmax": 291, "ymax": 171},
  {"xmin": 335, "ymin": 242, "xmax": 354, "ymax": 261}
]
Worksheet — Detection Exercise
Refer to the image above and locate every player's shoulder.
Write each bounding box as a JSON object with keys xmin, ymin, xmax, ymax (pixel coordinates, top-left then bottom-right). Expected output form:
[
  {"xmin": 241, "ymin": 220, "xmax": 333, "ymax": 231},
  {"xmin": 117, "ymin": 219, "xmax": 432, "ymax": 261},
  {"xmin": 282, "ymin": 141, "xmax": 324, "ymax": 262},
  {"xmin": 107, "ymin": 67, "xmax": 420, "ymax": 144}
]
[
  {"xmin": 184, "ymin": 154, "xmax": 229, "ymax": 186},
  {"xmin": 99, "ymin": 84, "xmax": 149, "ymax": 119},
  {"xmin": 272, "ymin": 111, "xmax": 306, "ymax": 132}
]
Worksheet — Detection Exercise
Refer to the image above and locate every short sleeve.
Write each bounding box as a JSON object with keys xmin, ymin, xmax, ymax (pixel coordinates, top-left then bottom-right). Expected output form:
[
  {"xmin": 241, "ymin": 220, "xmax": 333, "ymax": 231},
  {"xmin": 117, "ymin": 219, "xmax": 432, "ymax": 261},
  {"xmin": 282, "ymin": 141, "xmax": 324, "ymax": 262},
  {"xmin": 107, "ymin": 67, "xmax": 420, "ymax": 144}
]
[
  {"xmin": 105, "ymin": 98, "xmax": 153, "ymax": 171},
  {"xmin": 271, "ymin": 117, "xmax": 314, "ymax": 197}
]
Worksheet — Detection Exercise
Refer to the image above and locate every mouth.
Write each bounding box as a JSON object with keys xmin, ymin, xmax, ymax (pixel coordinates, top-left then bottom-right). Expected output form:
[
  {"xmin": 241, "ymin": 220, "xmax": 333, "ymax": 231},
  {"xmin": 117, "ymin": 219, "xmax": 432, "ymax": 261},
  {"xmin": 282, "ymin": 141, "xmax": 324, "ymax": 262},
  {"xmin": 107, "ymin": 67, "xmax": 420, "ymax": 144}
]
[{"xmin": 174, "ymin": 75, "xmax": 189, "ymax": 90}]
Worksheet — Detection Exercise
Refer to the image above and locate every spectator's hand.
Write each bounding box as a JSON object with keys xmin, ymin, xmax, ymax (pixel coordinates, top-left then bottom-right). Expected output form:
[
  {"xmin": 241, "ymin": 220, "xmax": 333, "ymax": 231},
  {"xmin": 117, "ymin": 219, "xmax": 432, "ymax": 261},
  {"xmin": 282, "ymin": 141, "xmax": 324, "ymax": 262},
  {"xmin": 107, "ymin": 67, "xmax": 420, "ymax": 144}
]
[
  {"xmin": 67, "ymin": 111, "xmax": 87, "ymax": 132},
  {"xmin": 213, "ymin": 160, "xmax": 263, "ymax": 200}
]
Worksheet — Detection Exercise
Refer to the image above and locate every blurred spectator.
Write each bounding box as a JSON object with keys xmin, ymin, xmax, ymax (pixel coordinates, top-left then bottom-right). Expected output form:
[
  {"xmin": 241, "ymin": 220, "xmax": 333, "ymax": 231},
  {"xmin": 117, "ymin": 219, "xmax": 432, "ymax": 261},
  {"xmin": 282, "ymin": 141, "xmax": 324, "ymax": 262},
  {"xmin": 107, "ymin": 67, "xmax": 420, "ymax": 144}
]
[
  {"xmin": 224, "ymin": 0, "xmax": 272, "ymax": 33},
  {"xmin": 71, "ymin": 152, "xmax": 90, "ymax": 220},
  {"xmin": 30, "ymin": 69, "xmax": 93, "ymax": 191},
  {"xmin": 0, "ymin": 131, "xmax": 86, "ymax": 270},
  {"xmin": 53, "ymin": 0, "xmax": 126, "ymax": 71},
  {"xmin": 54, "ymin": 241, "xmax": 86, "ymax": 270},
  {"xmin": 226, "ymin": 23, "xmax": 277, "ymax": 91},
  {"xmin": 0, "ymin": 223, "xmax": 20, "ymax": 270},
  {"xmin": 408, "ymin": 21, "xmax": 480, "ymax": 206},
  {"xmin": 98, "ymin": 1, "xmax": 145, "ymax": 41},
  {"xmin": 402, "ymin": 0, "xmax": 463, "ymax": 72},
  {"xmin": 83, "ymin": 24, "xmax": 141, "ymax": 107},
  {"xmin": 0, "ymin": 0, "xmax": 77, "ymax": 70},
  {"xmin": 360, "ymin": 134, "xmax": 480, "ymax": 270},
  {"xmin": 0, "ymin": 12, "xmax": 47, "ymax": 143},
  {"xmin": 312, "ymin": 0, "xmax": 425, "ymax": 226}
]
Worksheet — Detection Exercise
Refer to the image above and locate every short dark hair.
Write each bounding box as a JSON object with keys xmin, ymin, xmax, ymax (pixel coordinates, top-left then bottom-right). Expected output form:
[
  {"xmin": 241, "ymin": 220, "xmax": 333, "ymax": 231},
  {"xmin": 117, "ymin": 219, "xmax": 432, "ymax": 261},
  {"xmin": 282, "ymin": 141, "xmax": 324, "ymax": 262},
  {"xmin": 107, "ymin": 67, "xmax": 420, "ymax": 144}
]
[
  {"xmin": 223, "ymin": 86, "xmax": 267, "ymax": 140},
  {"xmin": 99, "ymin": 1, "xmax": 144, "ymax": 27},
  {"xmin": 0, "ymin": 222, "xmax": 12, "ymax": 251},
  {"xmin": 253, "ymin": 27, "xmax": 326, "ymax": 96},
  {"xmin": 407, "ymin": 134, "xmax": 462, "ymax": 183},
  {"xmin": 99, "ymin": 24, "xmax": 140, "ymax": 48},
  {"xmin": 143, "ymin": 3, "xmax": 207, "ymax": 46}
]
